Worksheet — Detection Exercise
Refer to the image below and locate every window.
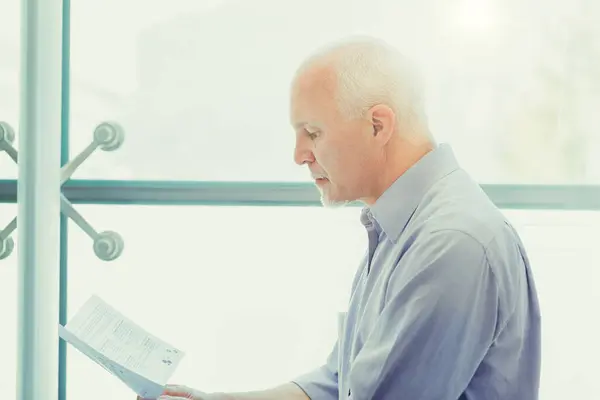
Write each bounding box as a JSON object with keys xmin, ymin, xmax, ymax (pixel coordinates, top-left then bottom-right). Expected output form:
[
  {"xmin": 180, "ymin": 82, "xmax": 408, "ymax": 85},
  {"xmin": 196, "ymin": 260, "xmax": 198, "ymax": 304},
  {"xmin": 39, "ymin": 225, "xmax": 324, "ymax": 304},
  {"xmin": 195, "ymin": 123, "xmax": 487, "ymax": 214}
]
[
  {"xmin": 492, "ymin": 211, "xmax": 600, "ymax": 400},
  {"xmin": 4, "ymin": 1, "xmax": 600, "ymax": 399},
  {"xmin": 0, "ymin": 0, "xmax": 19, "ymax": 179},
  {"xmin": 504, "ymin": 209, "xmax": 600, "ymax": 399},
  {"xmin": 0, "ymin": 204, "xmax": 18, "ymax": 399},
  {"xmin": 63, "ymin": 205, "xmax": 600, "ymax": 399},
  {"xmin": 69, "ymin": 0, "xmax": 600, "ymax": 183},
  {"xmin": 66, "ymin": 205, "xmax": 364, "ymax": 398}
]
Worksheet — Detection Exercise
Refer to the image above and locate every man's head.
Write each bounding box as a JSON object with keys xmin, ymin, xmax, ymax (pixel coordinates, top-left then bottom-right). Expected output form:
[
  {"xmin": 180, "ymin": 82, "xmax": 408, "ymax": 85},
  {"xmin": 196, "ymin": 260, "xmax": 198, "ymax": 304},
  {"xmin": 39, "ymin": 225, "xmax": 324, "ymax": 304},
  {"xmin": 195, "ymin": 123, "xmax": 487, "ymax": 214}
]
[{"xmin": 289, "ymin": 36, "xmax": 435, "ymax": 207}]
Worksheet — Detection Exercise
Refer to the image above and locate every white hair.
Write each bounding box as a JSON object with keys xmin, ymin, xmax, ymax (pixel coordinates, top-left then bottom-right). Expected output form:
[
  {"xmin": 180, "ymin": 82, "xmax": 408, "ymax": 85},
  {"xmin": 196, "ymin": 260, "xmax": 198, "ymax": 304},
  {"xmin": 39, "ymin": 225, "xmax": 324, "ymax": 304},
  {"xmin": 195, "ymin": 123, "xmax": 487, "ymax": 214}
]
[{"xmin": 297, "ymin": 36, "xmax": 428, "ymax": 132}]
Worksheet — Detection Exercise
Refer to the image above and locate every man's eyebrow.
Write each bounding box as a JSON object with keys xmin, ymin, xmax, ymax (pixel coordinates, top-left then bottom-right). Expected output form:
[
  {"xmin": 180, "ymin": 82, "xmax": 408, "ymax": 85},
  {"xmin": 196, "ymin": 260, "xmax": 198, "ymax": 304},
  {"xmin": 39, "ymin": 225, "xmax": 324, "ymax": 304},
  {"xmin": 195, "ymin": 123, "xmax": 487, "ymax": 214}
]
[
  {"xmin": 293, "ymin": 122, "xmax": 307, "ymax": 130},
  {"xmin": 293, "ymin": 122, "xmax": 321, "ymax": 132}
]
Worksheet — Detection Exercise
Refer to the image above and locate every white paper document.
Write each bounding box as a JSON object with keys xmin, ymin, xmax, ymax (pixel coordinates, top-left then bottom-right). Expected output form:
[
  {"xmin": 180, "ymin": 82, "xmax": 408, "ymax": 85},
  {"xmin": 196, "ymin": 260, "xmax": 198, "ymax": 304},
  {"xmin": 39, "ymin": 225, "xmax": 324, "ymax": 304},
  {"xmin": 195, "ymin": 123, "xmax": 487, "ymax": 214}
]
[{"xmin": 59, "ymin": 295, "xmax": 185, "ymax": 398}]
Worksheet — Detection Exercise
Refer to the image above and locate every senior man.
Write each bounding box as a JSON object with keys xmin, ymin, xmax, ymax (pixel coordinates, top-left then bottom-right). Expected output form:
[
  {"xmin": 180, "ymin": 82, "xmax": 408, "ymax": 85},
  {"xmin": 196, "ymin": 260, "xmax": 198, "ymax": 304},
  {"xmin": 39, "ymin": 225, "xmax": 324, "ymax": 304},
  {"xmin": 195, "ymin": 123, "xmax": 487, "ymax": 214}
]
[{"xmin": 142, "ymin": 36, "xmax": 541, "ymax": 400}]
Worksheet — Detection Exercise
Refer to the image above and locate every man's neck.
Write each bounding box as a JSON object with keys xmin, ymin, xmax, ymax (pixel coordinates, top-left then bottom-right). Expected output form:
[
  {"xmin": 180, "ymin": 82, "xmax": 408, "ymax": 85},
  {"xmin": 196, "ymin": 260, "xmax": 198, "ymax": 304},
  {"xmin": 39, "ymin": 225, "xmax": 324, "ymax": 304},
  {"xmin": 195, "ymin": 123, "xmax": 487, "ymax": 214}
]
[{"xmin": 364, "ymin": 139, "xmax": 436, "ymax": 205}]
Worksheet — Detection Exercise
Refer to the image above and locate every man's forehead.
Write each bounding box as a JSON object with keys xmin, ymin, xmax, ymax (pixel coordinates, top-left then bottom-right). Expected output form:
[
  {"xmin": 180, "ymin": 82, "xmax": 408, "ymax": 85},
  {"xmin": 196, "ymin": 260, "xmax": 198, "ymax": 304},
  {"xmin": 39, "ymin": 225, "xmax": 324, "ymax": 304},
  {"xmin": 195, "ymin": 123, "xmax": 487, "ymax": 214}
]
[
  {"xmin": 290, "ymin": 68, "xmax": 337, "ymax": 120},
  {"xmin": 289, "ymin": 99, "xmax": 323, "ymax": 130},
  {"xmin": 293, "ymin": 63, "xmax": 336, "ymax": 91}
]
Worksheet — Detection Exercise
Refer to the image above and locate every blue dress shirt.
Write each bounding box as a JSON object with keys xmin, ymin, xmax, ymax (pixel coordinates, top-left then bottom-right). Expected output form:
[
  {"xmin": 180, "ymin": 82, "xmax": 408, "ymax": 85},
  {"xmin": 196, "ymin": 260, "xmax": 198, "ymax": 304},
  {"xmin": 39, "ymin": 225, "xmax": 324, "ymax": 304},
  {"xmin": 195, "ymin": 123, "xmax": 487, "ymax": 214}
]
[{"xmin": 293, "ymin": 144, "xmax": 541, "ymax": 400}]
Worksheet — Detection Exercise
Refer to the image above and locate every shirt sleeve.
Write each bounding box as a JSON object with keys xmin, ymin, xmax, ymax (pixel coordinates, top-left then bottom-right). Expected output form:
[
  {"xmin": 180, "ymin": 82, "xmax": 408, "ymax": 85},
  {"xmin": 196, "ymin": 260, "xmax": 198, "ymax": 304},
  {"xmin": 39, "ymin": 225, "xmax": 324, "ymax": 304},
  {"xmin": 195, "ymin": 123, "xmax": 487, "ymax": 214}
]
[
  {"xmin": 292, "ymin": 341, "xmax": 339, "ymax": 400},
  {"xmin": 348, "ymin": 229, "xmax": 500, "ymax": 400}
]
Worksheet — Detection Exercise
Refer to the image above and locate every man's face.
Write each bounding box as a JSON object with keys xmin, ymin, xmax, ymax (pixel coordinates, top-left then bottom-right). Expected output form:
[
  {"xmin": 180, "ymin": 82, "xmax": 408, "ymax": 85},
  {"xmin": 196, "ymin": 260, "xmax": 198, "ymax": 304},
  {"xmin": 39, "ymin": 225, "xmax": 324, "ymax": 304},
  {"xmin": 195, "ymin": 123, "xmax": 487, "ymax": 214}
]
[{"xmin": 290, "ymin": 66, "xmax": 378, "ymax": 207}]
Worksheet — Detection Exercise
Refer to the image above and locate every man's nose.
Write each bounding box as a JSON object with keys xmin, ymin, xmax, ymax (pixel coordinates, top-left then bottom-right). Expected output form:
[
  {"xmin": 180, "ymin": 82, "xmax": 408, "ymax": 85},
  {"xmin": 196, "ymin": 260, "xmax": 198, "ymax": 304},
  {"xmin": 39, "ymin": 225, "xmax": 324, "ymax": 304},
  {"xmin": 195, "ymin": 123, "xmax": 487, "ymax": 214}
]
[{"xmin": 294, "ymin": 141, "xmax": 315, "ymax": 166}]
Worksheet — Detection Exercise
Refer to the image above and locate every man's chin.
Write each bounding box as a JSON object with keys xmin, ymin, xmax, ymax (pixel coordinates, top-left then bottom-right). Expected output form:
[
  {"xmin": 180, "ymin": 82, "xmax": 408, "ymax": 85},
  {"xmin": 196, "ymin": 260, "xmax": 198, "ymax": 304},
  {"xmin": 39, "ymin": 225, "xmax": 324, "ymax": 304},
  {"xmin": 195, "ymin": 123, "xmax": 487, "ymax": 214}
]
[{"xmin": 320, "ymin": 194, "xmax": 350, "ymax": 209}]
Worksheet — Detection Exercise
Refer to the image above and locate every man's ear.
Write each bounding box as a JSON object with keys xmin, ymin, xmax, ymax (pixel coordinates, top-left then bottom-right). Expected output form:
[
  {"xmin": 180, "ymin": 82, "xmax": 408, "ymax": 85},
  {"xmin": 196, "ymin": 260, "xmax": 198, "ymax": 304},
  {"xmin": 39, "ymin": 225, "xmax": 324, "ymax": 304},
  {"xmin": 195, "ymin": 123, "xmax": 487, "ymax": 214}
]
[{"xmin": 368, "ymin": 104, "xmax": 396, "ymax": 144}]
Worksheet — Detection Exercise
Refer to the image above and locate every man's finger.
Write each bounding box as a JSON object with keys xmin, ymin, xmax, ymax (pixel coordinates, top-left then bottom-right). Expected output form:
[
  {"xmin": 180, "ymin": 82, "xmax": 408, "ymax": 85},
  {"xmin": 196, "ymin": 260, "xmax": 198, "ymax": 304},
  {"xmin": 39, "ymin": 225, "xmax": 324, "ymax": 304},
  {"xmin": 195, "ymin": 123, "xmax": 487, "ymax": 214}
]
[
  {"xmin": 164, "ymin": 384, "xmax": 193, "ymax": 393},
  {"xmin": 162, "ymin": 389, "xmax": 192, "ymax": 398},
  {"xmin": 136, "ymin": 386, "xmax": 193, "ymax": 400}
]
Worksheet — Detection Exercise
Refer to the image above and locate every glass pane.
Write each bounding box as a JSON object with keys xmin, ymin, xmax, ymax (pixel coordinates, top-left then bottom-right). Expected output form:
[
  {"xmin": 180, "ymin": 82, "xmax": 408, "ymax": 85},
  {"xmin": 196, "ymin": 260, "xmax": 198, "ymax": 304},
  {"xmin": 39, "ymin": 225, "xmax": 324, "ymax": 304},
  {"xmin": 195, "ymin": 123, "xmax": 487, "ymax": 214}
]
[
  {"xmin": 504, "ymin": 209, "xmax": 600, "ymax": 399},
  {"xmin": 66, "ymin": 205, "xmax": 364, "ymax": 398},
  {"xmin": 0, "ymin": 0, "xmax": 19, "ymax": 178},
  {"xmin": 0, "ymin": 204, "xmax": 18, "ymax": 398},
  {"xmin": 66, "ymin": 205, "xmax": 600, "ymax": 399},
  {"xmin": 69, "ymin": 0, "xmax": 600, "ymax": 183}
]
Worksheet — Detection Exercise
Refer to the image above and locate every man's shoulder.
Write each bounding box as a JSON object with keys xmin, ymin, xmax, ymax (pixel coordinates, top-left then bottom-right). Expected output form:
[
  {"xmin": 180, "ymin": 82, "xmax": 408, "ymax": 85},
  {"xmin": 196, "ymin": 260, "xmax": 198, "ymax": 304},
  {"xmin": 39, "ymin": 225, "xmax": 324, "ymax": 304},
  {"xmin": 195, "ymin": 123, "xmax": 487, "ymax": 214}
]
[
  {"xmin": 404, "ymin": 174, "xmax": 530, "ymax": 295},
  {"xmin": 408, "ymin": 183, "xmax": 505, "ymax": 251}
]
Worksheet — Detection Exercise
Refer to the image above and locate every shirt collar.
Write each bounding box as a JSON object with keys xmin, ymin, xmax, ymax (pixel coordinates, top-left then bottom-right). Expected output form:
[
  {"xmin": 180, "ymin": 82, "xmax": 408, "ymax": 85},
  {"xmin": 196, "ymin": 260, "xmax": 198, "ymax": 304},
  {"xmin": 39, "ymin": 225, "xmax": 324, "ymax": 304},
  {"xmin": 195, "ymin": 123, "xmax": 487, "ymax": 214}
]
[{"xmin": 363, "ymin": 143, "xmax": 460, "ymax": 242}]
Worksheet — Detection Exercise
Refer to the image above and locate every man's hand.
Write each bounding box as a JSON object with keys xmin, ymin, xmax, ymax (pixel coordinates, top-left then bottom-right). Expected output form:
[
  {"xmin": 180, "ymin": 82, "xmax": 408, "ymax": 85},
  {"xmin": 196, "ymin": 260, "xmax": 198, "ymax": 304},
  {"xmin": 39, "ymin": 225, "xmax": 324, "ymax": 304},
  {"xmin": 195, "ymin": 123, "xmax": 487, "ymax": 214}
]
[
  {"xmin": 137, "ymin": 384, "xmax": 226, "ymax": 400},
  {"xmin": 137, "ymin": 382, "xmax": 308, "ymax": 400}
]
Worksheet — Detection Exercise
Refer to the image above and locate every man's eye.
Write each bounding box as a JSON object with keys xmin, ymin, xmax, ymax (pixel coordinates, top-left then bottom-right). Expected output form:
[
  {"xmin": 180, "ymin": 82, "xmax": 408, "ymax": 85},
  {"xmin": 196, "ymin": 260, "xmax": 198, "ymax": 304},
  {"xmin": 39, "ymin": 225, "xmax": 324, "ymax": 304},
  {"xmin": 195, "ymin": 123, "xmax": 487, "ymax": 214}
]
[{"xmin": 307, "ymin": 131, "xmax": 319, "ymax": 139}]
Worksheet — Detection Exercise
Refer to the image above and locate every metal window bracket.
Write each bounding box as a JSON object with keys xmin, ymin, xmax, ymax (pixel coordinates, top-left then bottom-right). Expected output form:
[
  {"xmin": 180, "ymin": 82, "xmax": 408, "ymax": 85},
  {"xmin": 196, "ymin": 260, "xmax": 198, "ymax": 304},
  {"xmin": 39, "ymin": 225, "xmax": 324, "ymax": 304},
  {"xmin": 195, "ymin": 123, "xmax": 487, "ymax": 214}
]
[{"xmin": 0, "ymin": 120, "xmax": 125, "ymax": 261}]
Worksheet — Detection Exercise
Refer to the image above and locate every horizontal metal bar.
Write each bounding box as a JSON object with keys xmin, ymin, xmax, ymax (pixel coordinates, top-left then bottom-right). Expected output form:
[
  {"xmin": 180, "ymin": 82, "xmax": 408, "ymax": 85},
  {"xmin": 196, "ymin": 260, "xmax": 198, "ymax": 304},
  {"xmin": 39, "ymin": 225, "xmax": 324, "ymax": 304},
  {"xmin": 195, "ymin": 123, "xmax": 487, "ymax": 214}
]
[
  {"xmin": 481, "ymin": 184, "xmax": 600, "ymax": 211},
  {"xmin": 0, "ymin": 179, "xmax": 599, "ymax": 210}
]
